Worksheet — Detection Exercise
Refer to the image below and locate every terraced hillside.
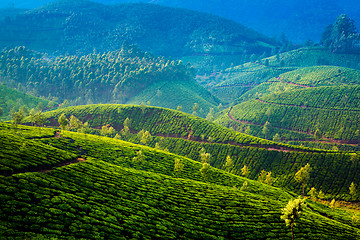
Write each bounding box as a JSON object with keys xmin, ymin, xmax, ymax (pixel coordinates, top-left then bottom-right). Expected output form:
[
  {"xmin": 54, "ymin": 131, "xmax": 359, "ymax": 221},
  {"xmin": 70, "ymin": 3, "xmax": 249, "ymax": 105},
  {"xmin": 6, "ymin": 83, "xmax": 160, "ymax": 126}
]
[
  {"xmin": 215, "ymin": 66, "xmax": 360, "ymax": 144},
  {"xmin": 1, "ymin": 122, "xmax": 360, "ymax": 239},
  {"xmin": 127, "ymin": 80, "xmax": 220, "ymax": 115},
  {"xmin": 211, "ymin": 48, "xmax": 360, "ymax": 103},
  {"xmin": 27, "ymin": 104, "xmax": 360, "ymax": 200}
]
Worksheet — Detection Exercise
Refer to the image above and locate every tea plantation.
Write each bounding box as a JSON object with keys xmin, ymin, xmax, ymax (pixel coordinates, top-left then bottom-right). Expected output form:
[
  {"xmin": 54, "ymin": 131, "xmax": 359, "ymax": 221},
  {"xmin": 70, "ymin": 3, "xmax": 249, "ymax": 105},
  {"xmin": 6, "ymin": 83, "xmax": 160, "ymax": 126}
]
[{"xmin": 1, "ymin": 123, "xmax": 360, "ymax": 239}]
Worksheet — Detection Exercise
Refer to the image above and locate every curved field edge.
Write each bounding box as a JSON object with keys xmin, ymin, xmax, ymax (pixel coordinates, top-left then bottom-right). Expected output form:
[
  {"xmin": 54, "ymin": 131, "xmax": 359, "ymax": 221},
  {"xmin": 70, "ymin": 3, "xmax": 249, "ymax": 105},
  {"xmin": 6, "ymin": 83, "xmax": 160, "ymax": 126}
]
[
  {"xmin": 33, "ymin": 104, "xmax": 313, "ymax": 151},
  {"xmin": 0, "ymin": 124, "xmax": 359, "ymax": 239},
  {"xmin": 19, "ymin": 105, "xmax": 360, "ymax": 200}
]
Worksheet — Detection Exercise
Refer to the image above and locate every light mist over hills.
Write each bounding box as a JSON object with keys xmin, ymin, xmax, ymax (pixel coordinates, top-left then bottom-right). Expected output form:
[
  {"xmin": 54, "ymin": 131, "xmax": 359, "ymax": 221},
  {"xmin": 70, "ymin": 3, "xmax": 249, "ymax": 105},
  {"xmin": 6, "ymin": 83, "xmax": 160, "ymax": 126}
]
[{"xmin": 1, "ymin": 0, "xmax": 360, "ymax": 43}]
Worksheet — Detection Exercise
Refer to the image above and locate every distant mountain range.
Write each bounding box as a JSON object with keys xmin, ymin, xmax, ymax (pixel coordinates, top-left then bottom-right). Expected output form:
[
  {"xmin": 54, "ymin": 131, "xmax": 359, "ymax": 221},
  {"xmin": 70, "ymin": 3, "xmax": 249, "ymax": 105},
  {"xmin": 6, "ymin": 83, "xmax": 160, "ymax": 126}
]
[
  {"xmin": 1, "ymin": 0, "xmax": 360, "ymax": 43},
  {"xmin": 0, "ymin": 0, "xmax": 278, "ymax": 57}
]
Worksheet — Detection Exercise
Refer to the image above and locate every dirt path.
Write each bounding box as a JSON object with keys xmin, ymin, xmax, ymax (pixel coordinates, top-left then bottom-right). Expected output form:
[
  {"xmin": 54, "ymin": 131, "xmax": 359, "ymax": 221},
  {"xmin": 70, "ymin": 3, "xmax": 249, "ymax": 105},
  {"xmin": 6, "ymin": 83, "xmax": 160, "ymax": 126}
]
[
  {"xmin": 227, "ymin": 107, "xmax": 359, "ymax": 146},
  {"xmin": 4, "ymin": 157, "xmax": 87, "ymax": 177},
  {"xmin": 256, "ymin": 98, "xmax": 360, "ymax": 112}
]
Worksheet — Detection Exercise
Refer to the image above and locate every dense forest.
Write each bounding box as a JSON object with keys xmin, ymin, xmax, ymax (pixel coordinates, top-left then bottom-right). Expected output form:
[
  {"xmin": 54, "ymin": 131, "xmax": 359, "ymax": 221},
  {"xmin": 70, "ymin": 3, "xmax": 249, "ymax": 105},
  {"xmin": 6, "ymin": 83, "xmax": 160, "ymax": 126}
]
[{"xmin": 0, "ymin": 45, "xmax": 192, "ymax": 104}]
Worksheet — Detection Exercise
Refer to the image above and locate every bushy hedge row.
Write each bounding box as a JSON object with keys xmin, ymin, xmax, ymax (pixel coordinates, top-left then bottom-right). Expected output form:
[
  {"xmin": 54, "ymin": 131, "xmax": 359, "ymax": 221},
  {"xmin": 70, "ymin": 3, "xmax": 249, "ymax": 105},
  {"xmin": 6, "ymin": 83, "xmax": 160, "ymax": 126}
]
[{"xmin": 1, "ymin": 159, "xmax": 359, "ymax": 239}]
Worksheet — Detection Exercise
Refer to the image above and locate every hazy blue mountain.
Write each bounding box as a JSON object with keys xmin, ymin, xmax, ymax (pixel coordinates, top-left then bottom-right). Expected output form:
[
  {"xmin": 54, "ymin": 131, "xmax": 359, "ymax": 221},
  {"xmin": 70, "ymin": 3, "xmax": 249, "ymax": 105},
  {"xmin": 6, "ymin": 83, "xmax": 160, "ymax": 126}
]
[
  {"xmin": 1, "ymin": 0, "xmax": 360, "ymax": 43},
  {"xmin": 0, "ymin": 0, "xmax": 278, "ymax": 57}
]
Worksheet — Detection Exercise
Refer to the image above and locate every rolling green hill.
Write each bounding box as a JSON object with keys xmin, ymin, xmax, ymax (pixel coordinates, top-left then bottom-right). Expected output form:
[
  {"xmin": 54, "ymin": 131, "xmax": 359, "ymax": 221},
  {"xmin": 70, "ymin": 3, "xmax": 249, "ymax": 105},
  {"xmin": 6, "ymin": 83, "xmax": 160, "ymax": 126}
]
[
  {"xmin": 215, "ymin": 65, "xmax": 360, "ymax": 144},
  {"xmin": 211, "ymin": 48, "xmax": 360, "ymax": 103},
  {"xmin": 24, "ymin": 104, "xmax": 360, "ymax": 201},
  {"xmin": 1, "ymin": 122, "xmax": 359, "ymax": 239},
  {"xmin": 0, "ymin": 0, "xmax": 278, "ymax": 58}
]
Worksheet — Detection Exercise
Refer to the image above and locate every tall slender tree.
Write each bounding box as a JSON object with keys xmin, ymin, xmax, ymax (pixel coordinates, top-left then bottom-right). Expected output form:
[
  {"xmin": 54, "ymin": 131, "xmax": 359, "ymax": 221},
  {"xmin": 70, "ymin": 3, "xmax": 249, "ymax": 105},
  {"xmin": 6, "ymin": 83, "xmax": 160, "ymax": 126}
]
[{"xmin": 281, "ymin": 197, "xmax": 306, "ymax": 240}]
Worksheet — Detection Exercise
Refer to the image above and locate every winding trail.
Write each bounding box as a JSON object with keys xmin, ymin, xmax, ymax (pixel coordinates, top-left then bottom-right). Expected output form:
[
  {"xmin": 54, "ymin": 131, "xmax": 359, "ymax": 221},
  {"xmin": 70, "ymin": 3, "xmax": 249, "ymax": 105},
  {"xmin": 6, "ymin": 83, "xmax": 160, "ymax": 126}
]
[
  {"xmin": 256, "ymin": 98, "xmax": 360, "ymax": 112},
  {"xmin": 227, "ymin": 107, "xmax": 359, "ymax": 146},
  {"xmin": 5, "ymin": 157, "xmax": 86, "ymax": 177}
]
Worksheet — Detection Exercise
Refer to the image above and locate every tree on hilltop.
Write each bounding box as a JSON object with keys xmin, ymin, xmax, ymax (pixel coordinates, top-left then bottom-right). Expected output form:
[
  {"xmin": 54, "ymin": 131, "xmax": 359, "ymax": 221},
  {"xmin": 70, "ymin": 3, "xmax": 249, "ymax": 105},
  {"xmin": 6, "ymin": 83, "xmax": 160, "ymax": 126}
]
[
  {"xmin": 321, "ymin": 14, "xmax": 360, "ymax": 53},
  {"xmin": 58, "ymin": 113, "xmax": 68, "ymax": 133}
]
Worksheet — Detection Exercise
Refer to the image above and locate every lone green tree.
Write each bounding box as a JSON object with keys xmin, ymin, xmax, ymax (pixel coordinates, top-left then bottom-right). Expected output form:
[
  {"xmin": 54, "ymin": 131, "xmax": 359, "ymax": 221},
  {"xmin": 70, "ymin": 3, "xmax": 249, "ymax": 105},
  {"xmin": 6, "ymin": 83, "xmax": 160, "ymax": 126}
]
[
  {"xmin": 200, "ymin": 162, "xmax": 211, "ymax": 182},
  {"xmin": 69, "ymin": 115, "xmax": 82, "ymax": 131},
  {"xmin": 257, "ymin": 170, "xmax": 273, "ymax": 186},
  {"xmin": 192, "ymin": 103, "xmax": 199, "ymax": 115},
  {"xmin": 281, "ymin": 197, "xmax": 306, "ymax": 240},
  {"xmin": 241, "ymin": 165, "xmax": 250, "ymax": 177},
  {"xmin": 29, "ymin": 108, "xmax": 37, "ymax": 126},
  {"xmin": 174, "ymin": 158, "xmax": 184, "ymax": 177},
  {"xmin": 101, "ymin": 125, "xmax": 109, "ymax": 136},
  {"xmin": 224, "ymin": 155, "xmax": 233, "ymax": 172},
  {"xmin": 12, "ymin": 108, "xmax": 24, "ymax": 128},
  {"xmin": 294, "ymin": 163, "xmax": 311, "ymax": 197},
  {"xmin": 349, "ymin": 182, "xmax": 357, "ymax": 200},
  {"xmin": 58, "ymin": 113, "xmax": 68, "ymax": 133},
  {"xmin": 140, "ymin": 130, "xmax": 152, "ymax": 146},
  {"xmin": 79, "ymin": 122, "xmax": 90, "ymax": 139},
  {"xmin": 262, "ymin": 121, "xmax": 270, "ymax": 139},
  {"xmin": 329, "ymin": 199, "xmax": 337, "ymax": 211},
  {"xmin": 206, "ymin": 108, "xmax": 215, "ymax": 122},
  {"xmin": 132, "ymin": 150, "xmax": 145, "ymax": 168},
  {"xmin": 200, "ymin": 149, "xmax": 211, "ymax": 164},
  {"xmin": 273, "ymin": 133, "xmax": 281, "ymax": 142},
  {"xmin": 308, "ymin": 187, "xmax": 317, "ymax": 200}
]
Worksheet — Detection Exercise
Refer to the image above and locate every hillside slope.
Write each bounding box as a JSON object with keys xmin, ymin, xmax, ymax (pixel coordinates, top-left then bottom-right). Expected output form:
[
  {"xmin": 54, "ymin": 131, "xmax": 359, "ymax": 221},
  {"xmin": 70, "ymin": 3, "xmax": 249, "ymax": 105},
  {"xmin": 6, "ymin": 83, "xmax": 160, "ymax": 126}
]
[
  {"xmin": 215, "ymin": 65, "xmax": 360, "ymax": 143},
  {"xmin": 1, "ymin": 122, "xmax": 359, "ymax": 239},
  {"xmin": 0, "ymin": 0, "xmax": 278, "ymax": 57},
  {"xmin": 212, "ymin": 48, "xmax": 360, "ymax": 103},
  {"xmin": 28, "ymin": 104, "xmax": 360, "ymax": 200}
]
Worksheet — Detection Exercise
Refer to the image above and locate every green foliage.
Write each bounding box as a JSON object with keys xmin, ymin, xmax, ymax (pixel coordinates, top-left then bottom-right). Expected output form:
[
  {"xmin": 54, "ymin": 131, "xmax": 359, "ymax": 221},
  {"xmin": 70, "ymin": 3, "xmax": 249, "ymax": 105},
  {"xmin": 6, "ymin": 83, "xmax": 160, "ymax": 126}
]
[
  {"xmin": 223, "ymin": 155, "xmax": 233, "ymax": 172},
  {"xmin": 58, "ymin": 113, "xmax": 68, "ymax": 132},
  {"xmin": 294, "ymin": 163, "xmax": 311, "ymax": 197},
  {"xmin": 200, "ymin": 162, "xmax": 211, "ymax": 182},
  {"xmin": 173, "ymin": 158, "xmax": 184, "ymax": 177},
  {"xmin": 0, "ymin": 46, "xmax": 194, "ymax": 107},
  {"xmin": 349, "ymin": 182, "xmax": 357, "ymax": 200},
  {"xmin": 308, "ymin": 187, "xmax": 318, "ymax": 200},
  {"xmin": 0, "ymin": 84, "xmax": 53, "ymax": 121},
  {"xmin": 321, "ymin": 14, "xmax": 360, "ymax": 53},
  {"xmin": 140, "ymin": 130, "xmax": 152, "ymax": 146},
  {"xmin": 281, "ymin": 197, "xmax": 306, "ymax": 240},
  {"xmin": 241, "ymin": 165, "xmax": 250, "ymax": 177},
  {"xmin": 329, "ymin": 199, "xmax": 337, "ymax": 211},
  {"xmin": 11, "ymin": 108, "xmax": 24, "ymax": 127}
]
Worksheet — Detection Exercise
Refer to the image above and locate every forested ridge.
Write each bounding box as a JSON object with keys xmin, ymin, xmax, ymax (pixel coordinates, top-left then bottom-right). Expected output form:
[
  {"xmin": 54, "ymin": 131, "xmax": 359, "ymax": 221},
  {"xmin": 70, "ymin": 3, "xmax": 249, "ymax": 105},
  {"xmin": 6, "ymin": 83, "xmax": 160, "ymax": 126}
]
[
  {"xmin": 0, "ymin": 46, "xmax": 194, "ymax": 105},
  {"xmin": 0, "ymin": 0, "xmax": 278, "ymax": 57}
]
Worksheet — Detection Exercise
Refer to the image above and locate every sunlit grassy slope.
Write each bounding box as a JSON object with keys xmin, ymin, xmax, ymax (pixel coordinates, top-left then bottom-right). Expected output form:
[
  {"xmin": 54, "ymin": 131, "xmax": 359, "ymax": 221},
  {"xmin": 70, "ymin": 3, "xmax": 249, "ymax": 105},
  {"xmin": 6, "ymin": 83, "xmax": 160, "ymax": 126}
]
[
  {"xmin": 212, "ymin": 47, "xmax": 360, "ymax": 103},
  {"xmin": 25, "ymin": 104, "xmax": 360, "ymax": 200},
  {"xmin": 215, "ymin": 65, "xmax": 360, "ymax": 143},
  {"xmin": 1, "ymin": 122, "xmax": 359, "ymax": 239}
]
